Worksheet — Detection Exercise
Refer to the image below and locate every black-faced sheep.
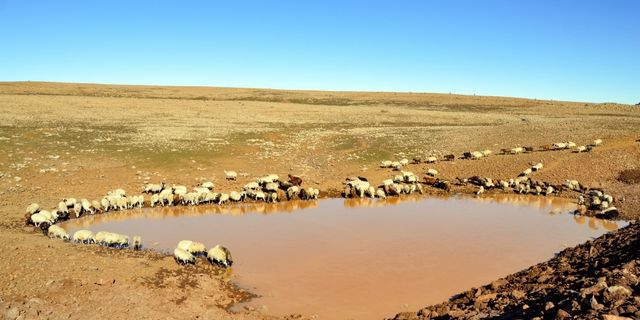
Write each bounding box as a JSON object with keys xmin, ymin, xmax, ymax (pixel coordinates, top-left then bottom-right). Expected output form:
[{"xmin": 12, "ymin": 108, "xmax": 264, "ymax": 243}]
[{"xmin": 207, "ymin": 245, "xmax": 233, "ymax": 268}]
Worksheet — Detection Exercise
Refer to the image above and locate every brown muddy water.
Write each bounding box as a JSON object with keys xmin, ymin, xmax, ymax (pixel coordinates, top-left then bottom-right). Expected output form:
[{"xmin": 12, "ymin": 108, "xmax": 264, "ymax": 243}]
[{"xmin": 60, "ymin": 195, "xmax": 626, "ymax": 319}]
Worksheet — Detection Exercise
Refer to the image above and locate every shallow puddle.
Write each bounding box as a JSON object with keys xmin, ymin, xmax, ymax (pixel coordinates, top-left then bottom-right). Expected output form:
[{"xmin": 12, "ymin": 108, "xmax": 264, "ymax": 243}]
[{"xmin": 60, "ymin": 195, "xmax": 625, "ymax": 319}]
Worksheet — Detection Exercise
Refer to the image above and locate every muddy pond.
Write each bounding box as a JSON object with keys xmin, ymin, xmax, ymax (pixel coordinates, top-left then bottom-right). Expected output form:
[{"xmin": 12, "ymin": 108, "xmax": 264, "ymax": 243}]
[{"xmin": 60, "ymin": 195, "xmax": 626, "ymax": 319}]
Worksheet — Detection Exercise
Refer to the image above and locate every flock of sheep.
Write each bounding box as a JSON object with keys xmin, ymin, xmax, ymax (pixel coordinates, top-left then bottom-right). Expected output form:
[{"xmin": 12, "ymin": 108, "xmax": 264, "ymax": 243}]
[
  {"xmin": 24, "ymin": 171, "xmax": 320, "ymax": 266},
  {"xmin": 24, "ymin": 137, "xmax": 613, "ymax": 267}
]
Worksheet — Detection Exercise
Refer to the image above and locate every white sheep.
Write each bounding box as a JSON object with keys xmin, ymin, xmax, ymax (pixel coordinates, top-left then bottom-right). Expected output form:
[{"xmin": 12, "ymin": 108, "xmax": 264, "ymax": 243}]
[
  {"xmin": 380, "ymin": 160, "xmax": 393, "ymax": 168},
  {"xmin": 150, "ymin": 194, "xmax": 160, "ymax": 207},
  {"xmin": 391, "ymin": 161, "xmax": 402, "ymax": 170},
  {"xmin": 553, "ymin": 142, "xmax": 568, "ymax": 150},
  {"xmin": 425, "ymin": 156, "xmax": 437, "ymax": 164},
  {"xmin": 100, "ymin": 198, "xmax": 110, "ymax": 211},
  {"xmin": 545, "ymin": 186, "xmax": 554, "ymax": 196},
  {"xmin": 174, "ymin": 248, "xmax": 195, "ymax": 265},
  {"xmin": 567, "ymin": 141, "xmax": 576, "ymax": 148},
  {"xmin": 25, "ymin": 203, "xmax": 40, "ymax": 215},
  {"xmin": 218, "ymin": 193, "xmax": 230, "ymax": 205},
  {"xmin": 309, "ymin": 188, "xmax": 319, "ymax": 199},
  {"xmin": 471, "ymin": 151, "xmax": 483, "ymax": 159},
  {"xmin": 510, "ymin": 147, "xmax": 524, "ymax": 155},
  {"xmin": 224, "ymin": 170, "xmax": 238, "ymax": 180},
  {"xmin": 63, "ymin": 198, "xmax": 77, "ymax": 208},
  {"xmin": 177, "ymin": 240, "xmax": 207, "ymax": 255},
  {"xmin": 366, "ymin": 186, "xmax": 376, "ymax": 198},
  {"xmin": 30, "ymin": 213, "xmax": 50, "ymax": 227},
  {"xmin": 426, "ymin": 168, "xmax": 438, "ymax": 177},
  {"xmin": 520, "ymin": 168, "xmax": 532, "ymax": 176},
  {"xmin": 173, "ymin": 185, "xmax": 188, "ymax": 196},
  {"xmin": 47, "ymin": 225, "xmax": 70, "ymax": 241},
  {"xmin": 264, "ymin": 182, "xmax": 279, "ymax": 192},
  {"xmin": 143, "ymin": 182, "xmax": 165, "ymax": 193},
  {"xmin": 229, "ymin": 191, "xmax": 244, "ymax": 202},
  {"xmin": 532, "ymin": 163, "xmax": 543, "ymax": 171},
  {"xmin": 393, "ymin": 174, "xmax": 404, "ymax": 183},
  {"xmin": 268, "ymin": 192, "xmax": 278, "ymax": 203},
  {"xmin": 204, "ymin": 192, "xmax": 219, "ymax": 203},
  {"xmin": 476, "ymin": 186, "xmax": 485, "ymax": 195},
  {"xmin": 81, "ymin": 199, "xmax": 94, "ymax": 215},
  {"xmin": 481, "ymin": 150, "xmax": 492, "ymax": 156},
  {"xmin": 399, "ymin": 158, "xmax": 409, "ymax": 166},
  {"xmin": 254, "ymin": 191, "xmax": 266, "ymax": 202},
  {"xmin": 376, "ymin": 188, "xmax": 386, "ymax": 199},
  {"xmin": 382, "ymin": 179, "xmax": 394, "ymax": 187},
  {"xmin": 200, "ymin": 181, "xmax": 214, "ymax": 190},
  {"xmin": 286, "ymin": 186, "xmax": 299, "ymax": 200},
  {"xmin": 593, "ymin": 139, "xmax": 602, "ymax": 146},
  {"xmin": 207, "ymin": 245, "xmax": 233, "ymax": 268},
  {"xmin": 132, "ymin": 236, "xmax": 142, "ymax": 250},
  {"xmin": 57, "ymin": 201, "xmax": 69, "ymax": 214},
  {"xmin": 73, "ymin": 230, "xmax": 95, "ymax": 244},
  {"xmin": 574, "ymin": 146, "xmax": 587, "ymax": 153},
  {"xmin": 244, "ymin": 181, "xmax": 260, "ymax": 191}
]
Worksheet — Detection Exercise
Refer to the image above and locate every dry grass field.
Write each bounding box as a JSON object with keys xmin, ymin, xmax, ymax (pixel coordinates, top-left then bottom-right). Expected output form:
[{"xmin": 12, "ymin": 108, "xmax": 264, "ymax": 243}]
[{"xmin": 0, "ymin": 82, "xmax": 638, "ymax": 319}]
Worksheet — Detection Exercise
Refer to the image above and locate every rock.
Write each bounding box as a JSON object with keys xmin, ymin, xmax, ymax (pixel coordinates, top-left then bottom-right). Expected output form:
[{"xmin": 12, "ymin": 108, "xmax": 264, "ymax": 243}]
[
  {"xmin": 4, "ymin": 308, "xmax": 19, "ymax": 320},
  {"xmin": 606, "ymin": 285, "xmax": 632, "ymax": 299},
  {"xmin": 581, "ymin": 277, "xmax": 608, "ymax": 296},
  {"xmin": 476, "ymin": 293, "xmax": 498, "ymax": 303},
  {"xmin": 490, "ymin": 279, "xmax": 508, "ymax": 290},
  {"xmin": 602, "ymin": 315, "xmax": 634, "ymax": 320},
  {"xmin": 590, "ymin": 296, "xmax": 604, "ymax": 311},
  {"xmin": 511, "ymin": 290, "xmax": 526, "ymax": 300},
  {"xmin": 544, "ymin": 301, "xmax": 555, "ymax": 311},
  {"xmin": 555, "ymin": 309, "xmax": 570, "ymax": 319}
]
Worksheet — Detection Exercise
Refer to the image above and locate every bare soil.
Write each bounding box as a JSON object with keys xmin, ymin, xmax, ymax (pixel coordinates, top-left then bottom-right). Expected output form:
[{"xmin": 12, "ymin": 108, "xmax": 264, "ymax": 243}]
[{"xmin": 0, "ymin": 82, "xmax": 638, "ymax": 319}]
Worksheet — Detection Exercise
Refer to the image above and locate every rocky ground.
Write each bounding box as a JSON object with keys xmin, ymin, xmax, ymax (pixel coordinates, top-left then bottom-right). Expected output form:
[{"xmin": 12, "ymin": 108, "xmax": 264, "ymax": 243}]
[{"xmin": 0, "ymin": 82, "xmax": 638, "ymax": 319}]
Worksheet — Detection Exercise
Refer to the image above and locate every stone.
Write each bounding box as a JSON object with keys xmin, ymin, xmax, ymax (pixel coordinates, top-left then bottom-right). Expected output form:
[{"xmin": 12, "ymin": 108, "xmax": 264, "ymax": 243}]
[
  {"xmin": 544, "ymin": 301, "xmax": 555, "ymax": 311},
  {"xmin": 602, "ymin": 315, "xmax": 634, "ymax": 320},
  {"xmin": 4, "ymin": 308, "xmax": 20, "ymax": 320},
  {"xmin": 490, "ymin": 279, "xmax": 508, "ymax": 290},
  {"xmin": 555, "ymin": 309, "xmax": 570, "ymax": 319},
  {"xmin": 511, "ymin": 290, "xmax": 526, "ymax": 299}
]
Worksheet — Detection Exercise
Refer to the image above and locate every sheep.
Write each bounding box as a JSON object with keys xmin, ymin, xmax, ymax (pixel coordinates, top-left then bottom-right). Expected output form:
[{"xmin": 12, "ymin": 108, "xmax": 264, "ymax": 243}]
[
  {"xmin": 286, "ymin": 186, "xmax": 299, "ymax": 200},
  {"xmin": 132, "ymin": 236, "xmax": 142, "ymax": 250},
  {"xmin": 288, "ymin": 174, "xmax": 303, "ymax": 186},
  {"xmin": 380, "ymin": 160, "xmax": 393, "ymax": 168},
  {"xmin": 302, "ymin": 187, "xmax": 319, "ymax": 200},
  {"xmin": 218, "ymin": 193, "xmax": 230, "ymax": 205},
  {"xmin": 204, "ymin": 192, "xmax": 219, "ymax": 203},
  {"xmin": 399, "ymin": 158, "xmax": 409, "ymax": 166},
  {"xmin": 116, "ymin": 197, "xmax": 128, "ymax": 211},
  {"xmin": 26, "ymin": 203, "xmax": 40, "ymax": 215},
  {"xmin": 425, "ymin": 156, "xmax": 437, "ymax": 164},
  {"xmin": 150, "ymin": 194, "xmax": 160, "ymax": 207},
  {"xmin": 392, "ymin": 174, "xmax": 404, "ymax": 183},
  {"xmin": 264, "ymin": 182, "xmax": 279, "ymax": 192},
  {"xmin": 476, "ymin": 186, "xmax": 485, "ymax": 196},
  {"xmin": 73, "ymin": 202, "xmax": 83, "ymax": 217},
  {"xmin": 544, "ymin": 186, "xmax": 554, "ymax": 196},
  {"xmin": 160, "ymin": 192, "xmax": 174, "ymax": 206},
  {"xmin": 267, "ymin": 192, "xmax": 278, "ymax": 203},
  {"xmin": 574, "ymin": 146, "xmax": 587, "ymax": 153},
  {"xmin": 244, "ymin": 182, "xmax": 260, "ymax": 191},
  {"xmin": 91, "ymin": 200, "xmax": 102, "ymax": 213},
  {"xmin": 224, "ymin": 170, "xmax": 237, "ymax": 180},
  {"xmin": 73, "ymin": 230, "xmax": 95, "ymax": 244},
  {"xmin": 532, "ymin": 163, "xmax": 544, "ymax": 171},
  {"xmin": 182, "ymin": 192, "xmax": 198, "ymax": 206},
  {"xmin": 567, "ymin": 141, "xmax": 576, "ymax": 148},
  {"xmin": 434, "ymin": 180, "xmax": 451, "ymax": 192},
  {"xmin": 391, "ymin": 161, "xmax": 402, "ymax": 171},
  {"xmin": 81, "ymin": 199, "xmax": 94, "ymax": 215},
  {"xmin": 143, "ymin": 182, "xmax": 165, "ymax": 193},
  {"xmin": 426, "ymin": 168, "xmax": 438, "ymax": 177},
  {"xmin": 520, "ymin": 168, "xmax": 532, "ymax": 177},
  {"xmin": 57, "ymin": 201, "xmax": 69, "ymax": 214},
  {"xmin": 207, "ymin": 245, "xmax": 233, "ymax": 268},
  {"xmin": 386, "ymin": 183, "xmax": 402, "ymax": 196},
  {"xmin": 499, "ymin": 180, "xmax": 510, "ymax": 189},
  {"xmin": 63, "ymin": 198, "xmax": 77, "ymax": 208},
  {"xmin": 592, "ymin": 139, "xmax": 602, "ymax": 146},
  {"xmin": 376, "ymin": 188, "xmax": 386, "ymax": 199},
  {"xmin": 564, "ymin": 180, "xmax": 581, "ymax": 191},
  {"xmin": 534, "ymin": 186, "xmax": 543, "ymax": 195},
  {"xmin": 553, "ymin": 142, "xmax": 568, "ymax": 150},
  {"xmin": 177, "ymin": 240, "xmax": 207, "ymax": 255},
  {"xmin": 254, "ymin": 191, "xmax": 266, "ymax": 202},
  {"xmin": 200, "ymin": 181, "xmax": 214, "ymax": 190},
  {"xmin": 108, "ymin": 189, "xmax": 127, "ymax": 197},
  {"xmin": 100, "ymin": 198, "xmax": 110, "ymax": 211},
  {"xmin": 173, "ymin": 185, "xmax": 188, "ymax": 196},
  {"xmin": 30, "ymin": 213, "xmax": 50, "ymax": 227},
  {"xmin": 366, "ymin": 186, "xmax": 376, "ymax": 198},
  {"xmin": 578, "ymin": 195, "xmax": 585, "ymax": 205},
  {"xmin": 470, "ymin": 151, "xmax": 483, "ymax": 159},
  {"xmin": 510, "ymin": 147, "xmax": 524, "ymax": 155},
  {"xmin": 444, "ymin": 154, "xmax": 455, "ymax": 161},
  {"xmin": 174, "ymin": 248, "xmax": 195, "ymax": 265},
  {"xmin": 47, "ymin": 225, "xmax": 70, "ymax": 241},
  {"xmin": 481, "ymin": 150, "xmax": 492, "ymax": 156},
  {"xmin": 229, "ymin": 191, "xmax": 245, "ymax": 202}
]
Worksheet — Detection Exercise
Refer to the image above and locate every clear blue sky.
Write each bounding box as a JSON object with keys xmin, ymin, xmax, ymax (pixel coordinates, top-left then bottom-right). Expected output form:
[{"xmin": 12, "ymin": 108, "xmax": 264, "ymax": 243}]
[{"xmin": 1, "ymin": 1, "xmax": 638, "ymax": 103}]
